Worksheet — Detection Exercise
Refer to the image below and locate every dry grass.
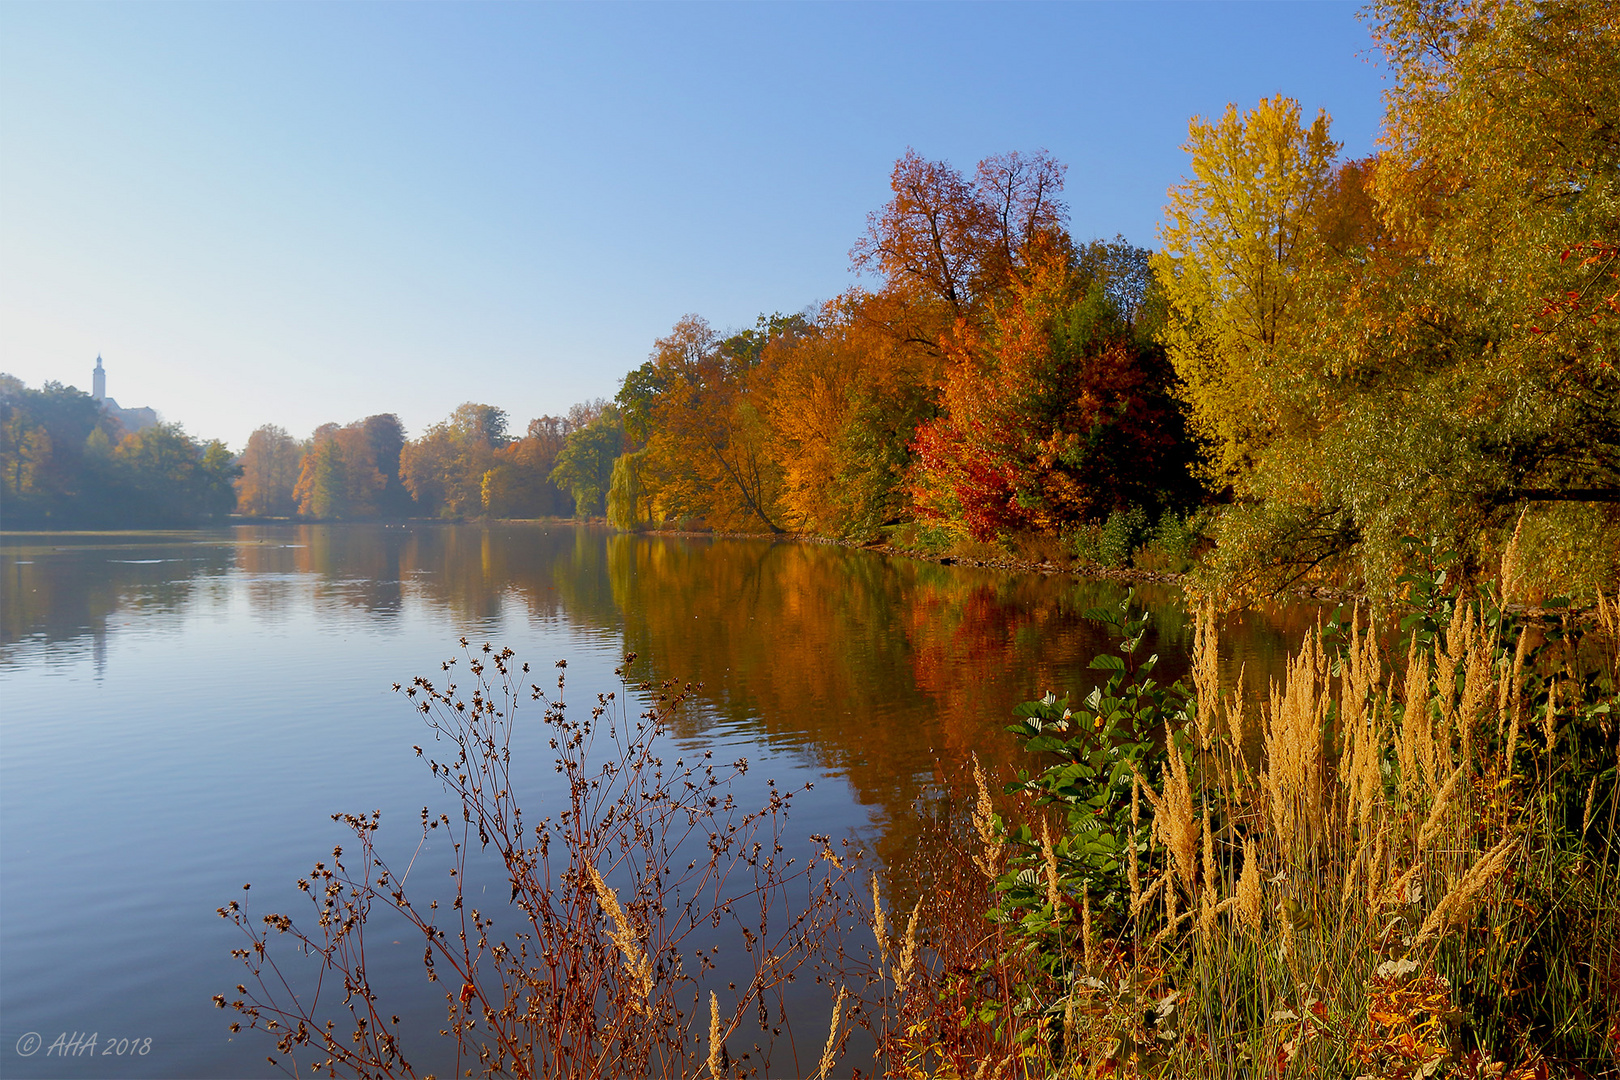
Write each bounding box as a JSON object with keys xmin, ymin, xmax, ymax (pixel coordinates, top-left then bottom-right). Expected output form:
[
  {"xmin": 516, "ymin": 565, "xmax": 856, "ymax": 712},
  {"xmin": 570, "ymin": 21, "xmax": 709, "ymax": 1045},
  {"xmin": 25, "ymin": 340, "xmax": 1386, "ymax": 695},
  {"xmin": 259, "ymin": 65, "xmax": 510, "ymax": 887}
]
[{"xmin": 1008, "ymin": 596, "xmax": 1620, "ymax": 1078}]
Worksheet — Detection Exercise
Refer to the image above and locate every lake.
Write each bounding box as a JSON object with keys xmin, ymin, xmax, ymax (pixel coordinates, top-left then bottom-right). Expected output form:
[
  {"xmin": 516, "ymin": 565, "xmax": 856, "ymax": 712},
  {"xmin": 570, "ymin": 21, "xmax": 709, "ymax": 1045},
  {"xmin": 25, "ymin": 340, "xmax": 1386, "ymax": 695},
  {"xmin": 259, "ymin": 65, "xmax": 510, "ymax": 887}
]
[{"xmin": 0, "ymin": 524, "xmax": 1322, "ymax": 1078}]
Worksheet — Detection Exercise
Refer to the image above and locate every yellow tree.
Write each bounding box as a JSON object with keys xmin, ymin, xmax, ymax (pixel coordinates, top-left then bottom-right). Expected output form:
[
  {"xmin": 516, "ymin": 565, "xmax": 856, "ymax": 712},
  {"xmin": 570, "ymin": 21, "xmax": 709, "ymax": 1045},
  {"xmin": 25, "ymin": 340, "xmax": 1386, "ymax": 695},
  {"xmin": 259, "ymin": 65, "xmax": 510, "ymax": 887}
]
[
  {"xmin": 757, "ymin": 314, "xmax": 864, "ymax": 534},
  {"xmin": 1152, "ymin": 96, "xmax": 1339, "ymax": 490},
  {"xmin": 400, "ymin": 404, "xmax": 507, "ymax": 519},
  {"xmin": 482, "ymin": 416, "xmax": 574, "ymax": 518}
]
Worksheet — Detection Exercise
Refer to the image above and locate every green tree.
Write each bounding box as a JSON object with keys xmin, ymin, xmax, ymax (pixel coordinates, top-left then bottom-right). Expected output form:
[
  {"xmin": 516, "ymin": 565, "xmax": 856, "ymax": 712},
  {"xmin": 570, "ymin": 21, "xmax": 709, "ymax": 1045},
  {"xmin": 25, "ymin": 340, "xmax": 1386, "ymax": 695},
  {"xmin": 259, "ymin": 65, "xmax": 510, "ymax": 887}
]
[
  {"xmin": 605, "ymin": 448, "xmax": 651, "ymax": 531},
  {"xmin": 360, "ymin": 414, "xmax": 414, "ymax": 517},
  {"xmin": 113, "ymin": 423, "xmax": 240, "ymax": 525},
  {"xmin": 549, "ymin": 408, "xmax": 624, "ymax": 519},
  {"xmin": 0, "ymin": 376, "xmax": 121, "ymax": 524}
]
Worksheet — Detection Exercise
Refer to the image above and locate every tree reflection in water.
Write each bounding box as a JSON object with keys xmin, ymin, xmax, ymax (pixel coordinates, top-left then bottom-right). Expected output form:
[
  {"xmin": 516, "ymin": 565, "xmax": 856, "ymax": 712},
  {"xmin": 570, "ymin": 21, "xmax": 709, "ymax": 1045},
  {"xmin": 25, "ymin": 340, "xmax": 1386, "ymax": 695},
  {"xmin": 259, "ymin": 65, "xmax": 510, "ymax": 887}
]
[{"xmin": 2, "ymin": 523, "xmax": 1319, "ymax": 897}]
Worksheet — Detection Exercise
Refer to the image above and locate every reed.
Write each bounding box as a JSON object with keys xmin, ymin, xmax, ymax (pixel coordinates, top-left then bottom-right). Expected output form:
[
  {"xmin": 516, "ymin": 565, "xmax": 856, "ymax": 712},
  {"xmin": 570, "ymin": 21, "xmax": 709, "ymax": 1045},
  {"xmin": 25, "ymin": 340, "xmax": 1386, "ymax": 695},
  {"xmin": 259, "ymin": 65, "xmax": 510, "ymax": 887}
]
[{"xmin": 987, "ymin": 574, "xmax": 1619, "ymax": 1078}]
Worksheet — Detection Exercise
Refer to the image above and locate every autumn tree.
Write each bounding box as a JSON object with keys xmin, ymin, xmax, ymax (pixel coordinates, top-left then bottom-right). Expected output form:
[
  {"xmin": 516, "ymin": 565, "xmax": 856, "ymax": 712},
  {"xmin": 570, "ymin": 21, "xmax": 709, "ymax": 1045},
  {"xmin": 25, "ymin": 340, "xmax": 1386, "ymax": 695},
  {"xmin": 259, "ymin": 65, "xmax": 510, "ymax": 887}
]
[
  {"xmin": 236, "ymin": 425, "xmax": 303, "ymax": 517},
  {"xmin": 851, "ymin": 150, "xmax": 994, "ymax": 323},
  {"xmin": 481, "ymin": 415, "xmax": 576, "ymax": 519},
  {"xmin": 976, "ymin": 151, "xmax": 1070, "ymax": 288},
  {"xmin": 623, "ymin": 314, "xmax": 794, "ymax": 532},
  {"xmin": 911, "ymin": 245, "xmax": 1194, "ymax": 540},
  {"xmin": 1152, "ymin": 95, "xmax": 1339, "ymax": 489},
  {"xmin": 818, "ymin": 149, "xmax": 1080, "ymax": 535},
  {"xmin": 292, "ymin": 420, "xmax": 393, "ymax": 519},
  {"xmin": 400, "ymin": 403, "xmax": 509, "ymax": 519},
  {"xmin": 757, "ymin": 302, "xmax": 939, "ymax": 536}
]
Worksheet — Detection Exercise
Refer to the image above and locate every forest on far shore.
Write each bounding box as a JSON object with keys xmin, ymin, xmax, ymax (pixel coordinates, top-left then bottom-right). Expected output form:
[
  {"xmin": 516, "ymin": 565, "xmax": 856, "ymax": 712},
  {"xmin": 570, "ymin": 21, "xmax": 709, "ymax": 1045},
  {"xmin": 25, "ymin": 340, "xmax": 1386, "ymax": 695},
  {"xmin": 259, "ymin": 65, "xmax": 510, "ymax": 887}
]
[{"xmin": 4, "ymin": 0, "xmax": 1615, "ymax": 604}]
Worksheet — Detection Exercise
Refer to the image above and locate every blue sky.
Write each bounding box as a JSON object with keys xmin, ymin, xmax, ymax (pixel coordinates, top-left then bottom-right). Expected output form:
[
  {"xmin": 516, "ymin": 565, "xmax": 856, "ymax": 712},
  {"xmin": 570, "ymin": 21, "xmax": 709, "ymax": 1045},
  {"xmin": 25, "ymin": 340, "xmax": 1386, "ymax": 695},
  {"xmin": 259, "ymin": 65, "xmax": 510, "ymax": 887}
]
[{"xmin": 1, "ymin": 2, "xmax": 1388, "ymax": 451}]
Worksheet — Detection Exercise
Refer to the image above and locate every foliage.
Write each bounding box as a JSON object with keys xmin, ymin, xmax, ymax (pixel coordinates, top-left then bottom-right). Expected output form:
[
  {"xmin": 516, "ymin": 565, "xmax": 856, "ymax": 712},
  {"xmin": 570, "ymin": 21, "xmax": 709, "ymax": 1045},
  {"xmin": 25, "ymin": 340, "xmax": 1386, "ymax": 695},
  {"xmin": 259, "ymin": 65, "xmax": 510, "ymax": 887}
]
[
  {"xmin": 605, "ymin": 448, "xmax": 650, "ymax": 531},
  {"xmin": 1152, "ymin": 95, "xmax": 1339, "ymax": 490},
  {"xmin": 1, "ymin": 375, "xmax": 123, "ymax": 524},
  {"xmin": 481, "ymin": 415, "xmax": 582, "ymax": 519},
  {"xmin": 112, "ymin": 424, "xmax": 241, "ymax": 526},
  {"xmin": 852, "ymin": 148, "xmax": 1067, "ymax": 321},
  {"xmin": 608, "ymin": 149, "xmax": 1196, "ymax": 549},
  {"xmin": 1165, "ymin": 3, "xmax": 1620, "ymax": 599},
  {"xmin": 1137, "ymin": 510, "xmax": 1201, "ymax": 574},
  {"xmin": 1067, "ymin": 505, "xmax": 1169, "ymax": 571},
  {"xmin": 294, "ymin": 420, "xmax": 387, "ymax": 519},
  {"xmin": 236, "ymin": 425, "xmax": 304, "ymax": 517},
  {"xmin": 0, "ymin": 375, "xmax": 236, "ymax": 526},
  {"xmin": 910, "ymin": 246, "xmax": 1193, "ymax": 543},
  {"xmin": 622, "ymin": 314, "xmax": 795, "ymax": 533},
  {"xmin": 996, "ymin": 593, "xmax": 1179, "ymax": 940},
  {"xmin": 401, "ymin": 403, "xmax": 511, "ymax": 520},
  {"xmin": 550, "ymin": 406, "xmax": 624, "ymax": 520}
]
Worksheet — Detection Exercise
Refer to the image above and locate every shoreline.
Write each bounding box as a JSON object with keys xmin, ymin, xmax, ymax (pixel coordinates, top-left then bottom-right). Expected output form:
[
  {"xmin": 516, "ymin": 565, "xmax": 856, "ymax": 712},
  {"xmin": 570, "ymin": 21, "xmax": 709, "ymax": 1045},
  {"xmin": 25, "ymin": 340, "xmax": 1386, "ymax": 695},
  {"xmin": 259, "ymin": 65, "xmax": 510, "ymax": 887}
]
[
  {"xmin": 6, "ymin": 518, "xmax": 1581, "ymax": 618},
  {"xmin": 633, "ymin": 525, "xmax": 1372, "ymax": 608}
]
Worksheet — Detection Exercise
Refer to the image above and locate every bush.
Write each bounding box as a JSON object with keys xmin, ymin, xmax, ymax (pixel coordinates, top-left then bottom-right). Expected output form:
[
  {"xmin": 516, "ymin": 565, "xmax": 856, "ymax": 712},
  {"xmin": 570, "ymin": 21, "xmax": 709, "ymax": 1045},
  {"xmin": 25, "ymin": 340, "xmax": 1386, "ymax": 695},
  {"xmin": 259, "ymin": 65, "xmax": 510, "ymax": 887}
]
[
  {"xmin": 1069, "ymin": 505, "xmax": 1151, "ymax": 569},
  {"xmin": 1133, "ymin": 510, "xmax": 1198, "ymax": 573},
  {"xmin": 219, "ymin": 647, "xmax": 851, "ymax": 1078}
]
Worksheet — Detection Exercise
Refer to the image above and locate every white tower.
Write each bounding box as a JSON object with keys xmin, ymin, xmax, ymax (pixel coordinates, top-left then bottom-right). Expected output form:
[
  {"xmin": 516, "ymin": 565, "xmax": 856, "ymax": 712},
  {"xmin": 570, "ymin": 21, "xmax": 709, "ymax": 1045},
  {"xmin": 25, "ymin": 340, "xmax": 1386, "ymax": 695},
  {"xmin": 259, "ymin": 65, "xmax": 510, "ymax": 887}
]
[{"xmin": 92, "ymin": 355, "xmax": 106, "ymax": 401}]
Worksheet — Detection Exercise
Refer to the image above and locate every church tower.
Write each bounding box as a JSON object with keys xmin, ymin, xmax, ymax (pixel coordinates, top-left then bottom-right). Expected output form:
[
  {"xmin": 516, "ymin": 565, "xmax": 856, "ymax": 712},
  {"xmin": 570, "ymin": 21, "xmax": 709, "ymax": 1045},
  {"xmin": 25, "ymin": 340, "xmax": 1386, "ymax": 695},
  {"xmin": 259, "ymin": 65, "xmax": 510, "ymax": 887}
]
[{"xmin": 93, "ymin": 355, "xmax": 106, "ymax": 402}]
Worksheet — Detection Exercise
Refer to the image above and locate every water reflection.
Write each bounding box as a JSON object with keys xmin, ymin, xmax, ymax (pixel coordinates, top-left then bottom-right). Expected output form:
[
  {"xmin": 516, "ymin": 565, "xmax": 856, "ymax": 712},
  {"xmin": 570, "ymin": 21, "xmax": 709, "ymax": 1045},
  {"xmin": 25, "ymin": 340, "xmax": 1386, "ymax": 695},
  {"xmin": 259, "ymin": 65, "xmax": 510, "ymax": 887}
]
[
  {"xmin": 0, "ymin": 523, "xmax": 1332, "ymax": 1077},
  {"xmin": 3, "ymin": 525, "xmax": 1323, "ymax": 763},
  {"xmin": 4, "ymin": 526, "xmax": 1317, "ymax": 818}
]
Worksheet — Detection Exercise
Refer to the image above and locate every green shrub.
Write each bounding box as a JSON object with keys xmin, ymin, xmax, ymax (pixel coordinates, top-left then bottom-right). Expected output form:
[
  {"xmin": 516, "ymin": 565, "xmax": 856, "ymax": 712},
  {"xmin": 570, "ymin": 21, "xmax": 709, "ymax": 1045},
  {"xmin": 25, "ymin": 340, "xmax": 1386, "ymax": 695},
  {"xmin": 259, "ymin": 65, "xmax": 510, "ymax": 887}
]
[{"xmin": 1071, "ymin": 505, "xmax": 1151, "ymax": 568}]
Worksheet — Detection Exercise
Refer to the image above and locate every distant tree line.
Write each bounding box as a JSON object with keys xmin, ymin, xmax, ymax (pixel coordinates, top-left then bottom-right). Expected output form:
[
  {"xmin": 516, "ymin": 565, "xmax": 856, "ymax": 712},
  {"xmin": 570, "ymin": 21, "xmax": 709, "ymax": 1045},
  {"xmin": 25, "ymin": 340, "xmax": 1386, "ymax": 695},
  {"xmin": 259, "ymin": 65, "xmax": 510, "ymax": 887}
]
[
  {"xmin": 0, "ymin": 374, "xmax": 622, "ymax": 527},
  {"xmin": 232, "ymin": 400, "xmax": 622, "ymax": 522},
  {"xmin": 1, "ymin": 375, "xmax": 237, "ymax": 527}
]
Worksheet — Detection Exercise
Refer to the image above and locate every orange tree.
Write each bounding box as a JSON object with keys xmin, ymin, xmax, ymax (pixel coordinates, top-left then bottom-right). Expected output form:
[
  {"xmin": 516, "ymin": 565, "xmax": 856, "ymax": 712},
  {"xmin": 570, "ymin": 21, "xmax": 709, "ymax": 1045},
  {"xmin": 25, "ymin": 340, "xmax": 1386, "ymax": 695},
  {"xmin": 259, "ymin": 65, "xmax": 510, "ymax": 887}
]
[{"xmin": 911, "ymin": 243, "xmax": 1195, "ymax": 541}]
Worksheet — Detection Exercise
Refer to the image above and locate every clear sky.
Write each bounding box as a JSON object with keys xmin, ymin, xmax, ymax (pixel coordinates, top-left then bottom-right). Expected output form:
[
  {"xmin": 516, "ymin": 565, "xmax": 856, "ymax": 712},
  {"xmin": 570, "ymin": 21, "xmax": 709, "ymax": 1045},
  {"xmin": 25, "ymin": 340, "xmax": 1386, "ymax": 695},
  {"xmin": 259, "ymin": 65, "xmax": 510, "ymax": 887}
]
[{"xmin": 1, "ymin": 1, "xmax": 1388, "ymax": 451}]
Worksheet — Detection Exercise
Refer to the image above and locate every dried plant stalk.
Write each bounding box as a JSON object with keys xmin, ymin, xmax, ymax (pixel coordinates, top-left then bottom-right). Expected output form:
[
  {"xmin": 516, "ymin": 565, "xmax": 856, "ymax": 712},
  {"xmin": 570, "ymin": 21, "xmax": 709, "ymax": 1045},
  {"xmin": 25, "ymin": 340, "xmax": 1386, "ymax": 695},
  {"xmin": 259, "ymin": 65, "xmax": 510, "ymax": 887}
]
[
  {"xmin": 971, "ymin": 753, "xmax": 1004, "ymax": 879},
  {"xmin": 585, "ymin": 862, "xmax": 654, "ymax": 1014},
  {"xmin": 815, "ymin": 985, "xmax": 847, "ymax": 1080}
]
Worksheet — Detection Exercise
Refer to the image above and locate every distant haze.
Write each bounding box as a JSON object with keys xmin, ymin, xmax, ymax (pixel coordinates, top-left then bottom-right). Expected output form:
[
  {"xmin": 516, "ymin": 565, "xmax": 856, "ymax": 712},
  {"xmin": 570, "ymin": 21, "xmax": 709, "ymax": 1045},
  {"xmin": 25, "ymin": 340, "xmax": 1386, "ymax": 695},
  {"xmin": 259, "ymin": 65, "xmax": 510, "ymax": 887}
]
[{"xmin": 0, "ymin": 2, "xmax": 1386, "ymax": 451}]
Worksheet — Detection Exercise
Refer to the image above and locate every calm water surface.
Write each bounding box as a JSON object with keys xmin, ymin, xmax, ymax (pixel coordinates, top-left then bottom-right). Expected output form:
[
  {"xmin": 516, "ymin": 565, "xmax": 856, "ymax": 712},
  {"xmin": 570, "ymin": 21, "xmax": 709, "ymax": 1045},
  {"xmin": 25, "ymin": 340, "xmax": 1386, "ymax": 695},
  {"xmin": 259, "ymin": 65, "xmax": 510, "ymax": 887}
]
[{"xmin": 0, "ymin": 525, "xmax": 1321, "ymax": 1078}]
